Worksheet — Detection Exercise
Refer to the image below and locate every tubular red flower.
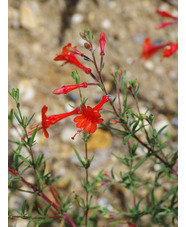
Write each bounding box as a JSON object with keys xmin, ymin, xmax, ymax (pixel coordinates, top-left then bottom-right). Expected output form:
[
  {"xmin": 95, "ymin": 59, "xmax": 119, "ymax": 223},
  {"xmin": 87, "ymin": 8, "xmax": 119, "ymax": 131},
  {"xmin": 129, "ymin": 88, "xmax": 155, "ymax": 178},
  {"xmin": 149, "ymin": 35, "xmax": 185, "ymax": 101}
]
[
  {"xmin": 73, "ymin": 96, "xmax": 109, "ymax": 135},
  {"xmin": 141, "ymin": 38, "xmax": 171, "ymax": 60},
  {"xmin": 155, "ymin": 9, "xmax": 178, "ymax": 29},
  {"xmin": 93, "ymin": 95, "xmax": 110, "ymax": 112},
  {"xmin": 53, "ymin": 82, "xmax": 88, "ymax": 95},
  {"xmin": 99, "ymin": 32, "xmax": 106, "ymax": 56},
  {"xmin": 67, "ymin": 45, "xmax": 84, "ymax": 57},
  {"xmin": 162, "ymin": 42, "xmax": 178, "ymax": 59},
  {"xmin": 156, "ymin": 9, "xmax": 178, "ymax": 20},
  {"xmin": 155, "ymin": 21, "xmax": 176, "ymax": 29},
  {"xmin": 26, "ymin": 105, "xmax": 81, "ymax": 138},
  {"xmin": 54, "ymin": 43, "xmax": 91, "ymax": 74}
]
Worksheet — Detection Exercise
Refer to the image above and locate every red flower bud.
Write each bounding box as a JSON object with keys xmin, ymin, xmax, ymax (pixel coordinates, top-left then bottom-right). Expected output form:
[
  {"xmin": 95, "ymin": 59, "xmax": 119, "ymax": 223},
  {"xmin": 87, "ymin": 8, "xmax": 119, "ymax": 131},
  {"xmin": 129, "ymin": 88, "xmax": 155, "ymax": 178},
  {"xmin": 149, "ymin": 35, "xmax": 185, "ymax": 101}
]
[
  {"xmin": 53, "ymin": 82, "xmax": 88, "ymax": 95},
  {"xmin": 155, "ymin": 21, "xmax": 176, "ymax": 29},
  {"xmin": 99, "ymin": 32, "xmax": 106, "ymax": 56},
  {"xmin": 156, "ymin": 9, "xmax": 178, "ymax": 20}
]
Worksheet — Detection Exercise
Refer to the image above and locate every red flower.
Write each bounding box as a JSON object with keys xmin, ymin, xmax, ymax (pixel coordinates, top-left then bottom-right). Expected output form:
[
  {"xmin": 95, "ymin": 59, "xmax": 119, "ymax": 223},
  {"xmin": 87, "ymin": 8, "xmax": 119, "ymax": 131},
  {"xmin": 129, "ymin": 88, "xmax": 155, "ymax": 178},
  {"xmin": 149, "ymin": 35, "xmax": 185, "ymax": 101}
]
[
  {"xmin": 25, "ymin": 105, "xmax": 80, "ymax": 138},
  {"xmin": 156, "ymin": 9, "xmax": 178, "ymax": 20},
  {"xmin": 155, "ymin": 21, "xmax": 176, "ymax": 29},
  {"xmin": 141, "ymin": 38, "xmax": 171, "ymax": 60},
  {"xmin": 162, "ymin": 42, "xmax": 178, "ymax": 59},
  {"xmin": 53, "ymin": 82, "xmax": 88, "ymax": 95},
  {"xmin": 99, "ymin": 32, "xmax": 106, "ymax": 56},
  {"xmin": 73, "ymin": 96, "xmax": 109, "ymax": 137},
  {"xmin": 54, "ymin": 43, "xmax": 91, "ymax": 74},
  {"xmin": 155, "ymin": 9, "xmax": 178, "ymax": 29}
]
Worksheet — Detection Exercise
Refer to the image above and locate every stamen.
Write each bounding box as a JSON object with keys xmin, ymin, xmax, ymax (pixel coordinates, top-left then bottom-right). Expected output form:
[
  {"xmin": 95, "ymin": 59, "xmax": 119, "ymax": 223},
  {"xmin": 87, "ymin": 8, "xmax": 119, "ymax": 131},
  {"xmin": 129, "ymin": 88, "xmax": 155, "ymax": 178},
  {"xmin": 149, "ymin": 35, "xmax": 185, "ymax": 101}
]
[{"xmin": 71, "ymin": 128, "xmax": 84, "ymax": 140}]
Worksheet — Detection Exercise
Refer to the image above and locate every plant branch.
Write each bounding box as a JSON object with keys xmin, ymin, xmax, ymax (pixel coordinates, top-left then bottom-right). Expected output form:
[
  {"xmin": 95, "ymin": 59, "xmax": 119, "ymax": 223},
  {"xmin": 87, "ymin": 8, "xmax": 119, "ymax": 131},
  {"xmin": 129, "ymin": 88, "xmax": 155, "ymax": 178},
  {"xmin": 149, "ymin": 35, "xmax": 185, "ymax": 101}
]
[{"xmin": 8, "ymin": 167, "xmax": 77, "ymax": 227}]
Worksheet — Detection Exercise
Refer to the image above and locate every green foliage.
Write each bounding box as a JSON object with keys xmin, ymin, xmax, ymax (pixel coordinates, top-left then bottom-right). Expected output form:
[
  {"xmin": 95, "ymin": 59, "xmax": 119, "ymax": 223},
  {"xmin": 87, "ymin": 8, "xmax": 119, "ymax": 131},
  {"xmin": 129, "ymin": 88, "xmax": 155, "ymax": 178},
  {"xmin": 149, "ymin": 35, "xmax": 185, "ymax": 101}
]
[{"xmin": 8, "ymin": 29, "xmax": 178, "ymax": 227}]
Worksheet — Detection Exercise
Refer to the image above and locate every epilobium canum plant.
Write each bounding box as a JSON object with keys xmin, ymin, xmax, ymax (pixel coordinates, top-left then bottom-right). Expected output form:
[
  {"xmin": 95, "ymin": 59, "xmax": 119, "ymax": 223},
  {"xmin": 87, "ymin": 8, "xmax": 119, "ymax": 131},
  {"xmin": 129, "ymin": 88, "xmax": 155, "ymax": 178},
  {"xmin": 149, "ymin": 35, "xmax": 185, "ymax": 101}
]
[{"xmin": 9, "ymin": 29, "xmax": 177, "ymax": 227}]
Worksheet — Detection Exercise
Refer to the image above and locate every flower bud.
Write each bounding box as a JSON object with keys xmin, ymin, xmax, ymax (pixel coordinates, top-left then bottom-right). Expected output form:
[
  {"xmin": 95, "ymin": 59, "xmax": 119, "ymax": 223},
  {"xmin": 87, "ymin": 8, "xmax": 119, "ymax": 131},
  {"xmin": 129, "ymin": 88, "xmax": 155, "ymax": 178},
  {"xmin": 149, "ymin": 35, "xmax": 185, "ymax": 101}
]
[{"xmin": 99, "ymin": 31, "xmax": 106, "ymax": 56}]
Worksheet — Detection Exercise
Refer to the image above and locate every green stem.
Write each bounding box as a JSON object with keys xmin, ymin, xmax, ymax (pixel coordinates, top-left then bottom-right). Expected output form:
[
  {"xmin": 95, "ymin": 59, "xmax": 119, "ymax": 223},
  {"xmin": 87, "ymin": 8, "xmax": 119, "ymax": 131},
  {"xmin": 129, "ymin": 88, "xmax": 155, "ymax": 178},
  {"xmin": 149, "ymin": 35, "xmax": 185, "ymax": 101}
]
[
  {"xmin": 134, "ymin": 96, "xmax": 150, "ymax": 142},
  {"xmin": 116, "ymin": 83, "xmax": 122, "ymax": 114},
  {"xmin": 85, "ymin": 142, "xmax": 89, "ymax": 227},
  {"xmin": 17, "ymin": 107, "xmax": 34, "ymax": 161}
]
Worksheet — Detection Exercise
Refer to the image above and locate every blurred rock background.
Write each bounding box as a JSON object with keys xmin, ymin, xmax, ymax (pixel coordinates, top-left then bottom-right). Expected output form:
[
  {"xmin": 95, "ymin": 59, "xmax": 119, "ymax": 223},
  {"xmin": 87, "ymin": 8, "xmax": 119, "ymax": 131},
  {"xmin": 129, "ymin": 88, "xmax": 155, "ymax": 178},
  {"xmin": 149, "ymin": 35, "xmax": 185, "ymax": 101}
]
[{"xmin": 8, "ymin": 0, "xmax": 178, "ymax": 226}]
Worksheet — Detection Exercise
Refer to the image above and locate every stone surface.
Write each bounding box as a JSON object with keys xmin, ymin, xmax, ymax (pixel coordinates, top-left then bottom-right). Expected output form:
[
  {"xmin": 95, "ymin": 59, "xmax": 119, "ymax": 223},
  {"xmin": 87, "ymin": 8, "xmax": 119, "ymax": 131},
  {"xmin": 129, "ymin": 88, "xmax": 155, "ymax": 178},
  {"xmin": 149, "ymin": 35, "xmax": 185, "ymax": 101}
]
[
  {"xmin": 87, "ymin": 129, "xmax": 112, "ymax": 151},
  {"xmin": 20, "ymin": 3, "xmax": 39, "ymax": 30}
]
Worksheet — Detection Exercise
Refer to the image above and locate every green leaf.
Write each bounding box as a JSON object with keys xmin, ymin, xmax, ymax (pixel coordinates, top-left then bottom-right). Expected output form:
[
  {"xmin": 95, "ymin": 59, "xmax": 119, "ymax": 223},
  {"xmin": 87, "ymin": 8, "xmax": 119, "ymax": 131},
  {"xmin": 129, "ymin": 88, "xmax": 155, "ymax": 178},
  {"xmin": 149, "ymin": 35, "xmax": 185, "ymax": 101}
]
[
  {"xmin": 27, "ymin": 195, "xmax": 37, "ymax": 215},
  {"xmin": 119, "ymin": 70, "xmax": 126, "ymax": 90},
  {"xmin": 22, "ymin": 200, "xmax": 27, "ymax": 214},
  {"xmin": 73, "ymin": 147, "xmax": 85, "ymax": 167},
  {"xmin": 159, "ymin": 186, "xmax": 178, "ymax": 205},
  {"xmin": 97, "ymin": 83, "xmax": 104, "ymax": 89},
  {"xmin": 110, "ymin": 128, "xmax": 127, "ymax": 135},
  {"xmin": 123, "ymin": 134, "xmax": 131, "ymax": 145},
  {"xmin": 132, "ymin": 157, "xmax": 147, "ymax": 171},
  {"xmin": 151, "ymin": 188, "xmax": 155, "ymax": 206},
  {"xmin": 44, "ymin": 204, "xmax": 52, "ymax": 216},
  {"xmin": 113, "ymin": 70, "xmax": 119, "ymax": 84},
  {"xmin": 37, "ymin": 208, "xmax": 44, "ymax": 216},
  {"xmin": 110, "ymin": 96, "xmax": 117, "ymax": 105},
  {"xmin": 9, "ymin": 88, "xmax": 19, "ymax": 105},
  {"xmin": 13, "ymin": 144, "xmax": 23, "ymax": 171},
  {"xmin": 13, "ymin": 150, "xmax": 32, "ymax": 167},
  {"xmin": 111, "ymin": 167, "xmax": 115, "ymax": 180},
  {"xmin": 157, "ymin": 125, "xmax": 168, "ymax": 137},
  {"xmin": 123, "ymin": 97, "xmax": 127, "ymax": 110},
  {"xmin": 8, "ymin": 109, "xmax": 14, "ymax": 124},
  {"xmin": 85, "ymin": 155, "xmax": 95, "ymax": 169},
  {"xmin": 89, "ymin": 170, "xmax": 103, "ymax": 188},
  {"xmin": 132, "ymin": 120, "xmax": 139, "ymax": 132},
  {"xmin": 136, "ymin": 197, "xmax": 144, "ymax": 211},
  {"xmin": 28, "ymin": 127, "xmax": 38, "ymax": 146},
  {"xmin": 100, "ymin": 63, "xmax": 104, "ymax": 72},
  {"xmin": 14, "ymin": 112, "xmax": 22, "ymax": 125},
  {"xmin": 26, "ymin": 113, "xmax": 35, "ymax": 126},
  {"xmin": 109, "ymin": 221, "xmax": 122, "ymax": 226}
]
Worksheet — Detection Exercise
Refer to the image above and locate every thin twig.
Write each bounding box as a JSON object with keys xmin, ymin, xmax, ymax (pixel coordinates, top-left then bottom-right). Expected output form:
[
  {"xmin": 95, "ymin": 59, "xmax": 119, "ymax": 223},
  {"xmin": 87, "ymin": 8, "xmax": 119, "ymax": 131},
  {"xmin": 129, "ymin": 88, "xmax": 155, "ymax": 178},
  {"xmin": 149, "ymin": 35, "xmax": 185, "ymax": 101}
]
[{"xmin": 49, "ymin": 186, "xmax": 61, "ymax": 206}]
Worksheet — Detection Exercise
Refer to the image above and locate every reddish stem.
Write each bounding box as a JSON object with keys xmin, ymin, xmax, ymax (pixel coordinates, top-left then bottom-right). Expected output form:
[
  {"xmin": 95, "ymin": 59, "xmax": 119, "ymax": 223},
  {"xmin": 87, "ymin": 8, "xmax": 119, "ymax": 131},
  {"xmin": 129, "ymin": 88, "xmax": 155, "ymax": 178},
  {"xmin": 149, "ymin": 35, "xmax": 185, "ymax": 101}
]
[
  {"xmin": 8, "ymin": 167, "xmax": 77, "ymax": 227},
  {"xmin": 11, "ymin": 215, "xmax": 62, "ymax": 219},
  {"xmin": 49, "ymin": 186, "xmax": 61, "ymax": 205},
  {"xmin": 132, "ymin": 134, "xmax": 177, "ymax": 174}
]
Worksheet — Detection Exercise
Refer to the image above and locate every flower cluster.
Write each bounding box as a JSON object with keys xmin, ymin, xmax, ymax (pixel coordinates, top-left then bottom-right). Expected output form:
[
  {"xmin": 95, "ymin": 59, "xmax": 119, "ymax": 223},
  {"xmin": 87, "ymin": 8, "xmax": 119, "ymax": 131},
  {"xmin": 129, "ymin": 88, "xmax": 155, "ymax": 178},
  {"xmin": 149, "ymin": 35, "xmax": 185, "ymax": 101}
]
[
  {"xmin": 155, "ymin": 9, "xmax": 178, "ymax": 29},
  {"xmin": 26, "ymin": 32, "xmax": 109, "ymax": 139},
  {"xmin": 141, "ymin": 8, "xmax": 178, "ymax": 60}
]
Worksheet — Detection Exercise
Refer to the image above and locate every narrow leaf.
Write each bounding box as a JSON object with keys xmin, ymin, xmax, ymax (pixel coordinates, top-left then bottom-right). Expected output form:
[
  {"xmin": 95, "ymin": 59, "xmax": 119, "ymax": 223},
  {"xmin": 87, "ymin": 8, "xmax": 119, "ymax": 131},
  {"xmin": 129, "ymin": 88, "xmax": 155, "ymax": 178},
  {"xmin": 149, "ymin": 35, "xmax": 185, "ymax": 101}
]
[
  {"xmin": 22, "ymin": 200, "xmax": 27, "ymax": 214},
  {"xmin": 123, "ymin": 134, "xmax": 131, "ymax": 145},
  {"xmin": 73, "ymin": 147, "xmax": 85, "ymax": 167},
  {"xmin": 14, "ymin": 112, "xmax": 22, "ymax": 125},
  {"xmin": 133, "ymin": 157, "xmax": 147, "ymax": 171}
]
